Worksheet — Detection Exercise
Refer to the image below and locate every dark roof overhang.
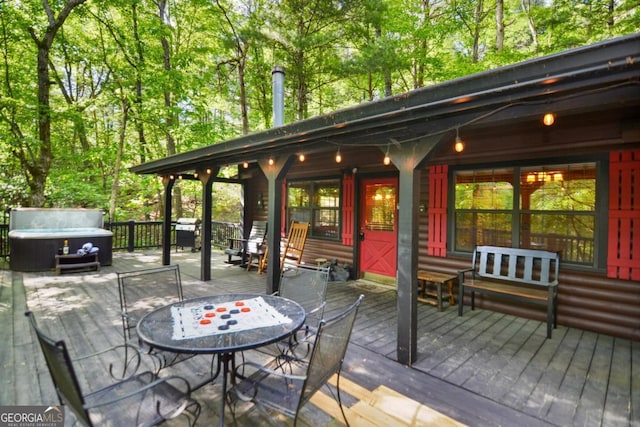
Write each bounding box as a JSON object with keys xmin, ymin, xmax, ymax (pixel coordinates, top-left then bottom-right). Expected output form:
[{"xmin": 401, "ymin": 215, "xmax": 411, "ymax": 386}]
[{"xmin": 131, "ymin": 34, "xmax": 640, "ymax": 176}]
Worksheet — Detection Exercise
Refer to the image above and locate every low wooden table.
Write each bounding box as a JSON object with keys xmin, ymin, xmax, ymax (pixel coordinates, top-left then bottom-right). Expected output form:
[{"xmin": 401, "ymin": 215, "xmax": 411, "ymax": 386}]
[
  {"xmin": 55, "ymin": 253, "xmax": 100, "ymax": 274},
  {"xmin": 417, "ymin": 270, "xmax": 457, "ymax": 311}
]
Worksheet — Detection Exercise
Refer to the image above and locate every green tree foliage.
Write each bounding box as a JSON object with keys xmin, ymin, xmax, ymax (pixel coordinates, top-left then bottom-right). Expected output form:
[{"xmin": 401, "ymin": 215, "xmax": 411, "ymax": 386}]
[{"xmin": 0, "ymin": 0, "xmax": 637, "ymax": 219}]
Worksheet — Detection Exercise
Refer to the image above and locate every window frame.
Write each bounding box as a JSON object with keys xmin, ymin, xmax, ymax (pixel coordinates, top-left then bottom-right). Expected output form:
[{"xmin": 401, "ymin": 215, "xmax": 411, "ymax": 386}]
[
  {"xmin": 286, "ymin": 177, "xmax": 342, "ymax": 241},
  {"xmin": 448, "ymin": 155, "xmax": 608, "ymax": 272}
]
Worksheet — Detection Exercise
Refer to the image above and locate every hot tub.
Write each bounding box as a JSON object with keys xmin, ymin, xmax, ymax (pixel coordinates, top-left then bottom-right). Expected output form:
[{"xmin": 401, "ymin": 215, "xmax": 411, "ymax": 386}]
[{"xmin": 9, "ymin": 208, "xmax": 113, "ymax": 272}]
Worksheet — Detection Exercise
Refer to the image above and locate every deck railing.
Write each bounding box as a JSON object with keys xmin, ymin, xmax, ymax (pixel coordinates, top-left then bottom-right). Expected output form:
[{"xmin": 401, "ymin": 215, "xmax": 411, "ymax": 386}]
[
  {"xmin": 0, "ymin": 220, "xmax": 242, "ymax": 259},
  {"xmin": 1, "ymin": 221, "xmax": 593, "ymax": 264}
]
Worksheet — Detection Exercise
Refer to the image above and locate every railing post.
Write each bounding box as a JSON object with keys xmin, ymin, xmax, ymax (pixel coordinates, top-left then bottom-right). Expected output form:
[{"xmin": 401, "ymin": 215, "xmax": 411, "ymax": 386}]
[{"xmin": 128, "ymin": 220, "xmax": 135, "ymax": 252}]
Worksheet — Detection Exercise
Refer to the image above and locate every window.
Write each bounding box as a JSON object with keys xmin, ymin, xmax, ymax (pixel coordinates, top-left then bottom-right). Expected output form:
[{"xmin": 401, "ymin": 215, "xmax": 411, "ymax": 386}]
[
  {"xmin": 288, "ymin": 179, "xmax": 340, "ymax": 240},
  {"xmin": 453, "ymin": 162, "xmax": 597, "ymax": 266}
]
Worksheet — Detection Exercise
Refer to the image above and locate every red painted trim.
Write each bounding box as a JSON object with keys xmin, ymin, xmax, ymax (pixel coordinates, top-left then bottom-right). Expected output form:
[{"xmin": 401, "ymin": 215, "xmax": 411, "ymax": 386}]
[
  {"xmin": 341, "ymin": 173, "xmax": 354, "ymax": 246},
  {"xmin": 607, "ymin": 150, "xmax": 640, "ymax": 281},
  {"xmin": 428, "ymin": 165, "xmax": 448, "ymax": 257}
]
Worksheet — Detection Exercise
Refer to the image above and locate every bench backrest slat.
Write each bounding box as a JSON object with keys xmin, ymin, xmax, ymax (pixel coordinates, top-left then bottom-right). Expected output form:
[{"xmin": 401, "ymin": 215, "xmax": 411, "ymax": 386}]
[{"xmin": 473, "ymin": 245, "xmax": 559, "ymax": 287}]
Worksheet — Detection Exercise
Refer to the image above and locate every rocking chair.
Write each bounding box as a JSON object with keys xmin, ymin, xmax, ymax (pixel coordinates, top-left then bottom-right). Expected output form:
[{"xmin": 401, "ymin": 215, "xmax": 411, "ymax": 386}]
[{"xmin": 258, "ymin": 221, "xmax": 309, "ymax": 274}]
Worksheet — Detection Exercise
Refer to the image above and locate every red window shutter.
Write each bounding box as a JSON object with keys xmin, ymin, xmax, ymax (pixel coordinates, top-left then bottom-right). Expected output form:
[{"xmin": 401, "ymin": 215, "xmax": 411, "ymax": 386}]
[
  {"xmin": 341, "ymin": 173, "xmax": 355, "ymax": 246},
  {"xmin": 428, "ymin": 165, "xmax": 448, "ymax": 257},
  {"xmin": 608, "ymin": 150, "xmax": 640, "ymax": 280},
  {"xmin": 281, "ymin": 179, "xmax": 287, "ymax": 237}
]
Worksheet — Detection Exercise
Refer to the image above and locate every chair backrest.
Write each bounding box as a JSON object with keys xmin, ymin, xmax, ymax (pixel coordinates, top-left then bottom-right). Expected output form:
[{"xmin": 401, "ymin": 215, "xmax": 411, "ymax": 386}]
[
  {"xmin": 26, "ymin": 311, "xmax": 93, "ymax": 426},
  {"xmin": 281, "ymin": 221, "xmax": 309, "ymax": 268},
  {"xmin": 117, "ymin": 265, "xmax": 183, "ymax": 341},
  {"xmin": 279, "ymin": 265, "xmax": 330, "ymax": 327},
  {"xmin": 299, "ymin": 294, "xmax": 364, "ymax": 411},
  {"xmin": 472, "ymin": 245, "xmax": 560, "ymax": 287},
  {"xmin": 246, "ymin": 221, "xmax": 268, "ymax": 253}
]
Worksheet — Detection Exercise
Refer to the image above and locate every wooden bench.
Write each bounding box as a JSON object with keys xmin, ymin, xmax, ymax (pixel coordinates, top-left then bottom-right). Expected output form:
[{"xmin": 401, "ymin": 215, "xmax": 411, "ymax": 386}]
[
  {"xmin": 417, "ymin": 270, "xmax": 457, "ymax": 312},
  {"xmin": 458, "ymin": 245, "xmax": 560, "ymax": 338},
  {"xmin": 55, "ymin": 253, "xmax": 100, "ymax": 274}
]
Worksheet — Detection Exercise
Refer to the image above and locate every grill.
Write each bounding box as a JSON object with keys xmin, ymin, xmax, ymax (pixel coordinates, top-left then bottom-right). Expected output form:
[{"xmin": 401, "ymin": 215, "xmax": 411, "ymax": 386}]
[{"xmin": 175, "ymin": 218, "xmax": 201, "ymax": 251}]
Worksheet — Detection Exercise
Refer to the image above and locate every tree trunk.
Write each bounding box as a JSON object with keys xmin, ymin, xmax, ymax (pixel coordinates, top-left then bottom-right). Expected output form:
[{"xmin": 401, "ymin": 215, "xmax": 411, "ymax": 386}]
[
  {"xmin": 132, "ymin": 2, "xmax": 148, "ymax": 164},
  {"xmin": 495, "ymin": 0, "xmax": 504, "ymax": 51},
  {"xmin": 25, "ymin": 0, "xmax": 88, "ymax": 206},
  {"xmin": 521, "ymin": 0, "xmax": 538, "ymax": 51},
  {"xmin": 110, "ymin": 98, "xmax": 129, "ymax": 221},
  {"xmin": 158, "ymin": 0, "xmax": 183, "ymax": 218}
]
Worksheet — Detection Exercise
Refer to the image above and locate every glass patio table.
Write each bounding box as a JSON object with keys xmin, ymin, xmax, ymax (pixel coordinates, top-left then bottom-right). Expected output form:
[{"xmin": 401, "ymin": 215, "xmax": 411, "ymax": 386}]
[{"xmin": 137, "ymin": 293, "xmax": 306, "ymax": 426}]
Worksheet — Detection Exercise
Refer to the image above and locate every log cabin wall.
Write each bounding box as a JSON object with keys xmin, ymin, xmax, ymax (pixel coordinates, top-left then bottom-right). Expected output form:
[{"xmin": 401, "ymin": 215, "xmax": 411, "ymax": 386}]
[{"xmin": 243, "ymin": 165, "xmax": 269, "ymax": 226}]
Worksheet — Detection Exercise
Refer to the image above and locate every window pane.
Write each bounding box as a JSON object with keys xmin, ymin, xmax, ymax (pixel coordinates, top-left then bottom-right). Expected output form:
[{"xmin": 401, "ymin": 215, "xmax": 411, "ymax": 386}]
[
  {"xmin": 316, "ymin": 184, "xmax": 340, "ymax": 207},
  {"xmin": 364, "ymin": 184, "xmax": 395, "ymax": 231},
  {"xmin": 519, "ymin": 162, "xmax": 596, "ymax": 264},
  {"xmin": 313, "ymin": 209, "xmax": 339, "ymax": 238},
  {"xmin": 455, "ymin": 168, "xmax": 513, "ymax": 210},
  {"xmin": 522, "ymin": 213, "xmax": 595, "ymax": 264},
  {"xmin": 453, "ymin": 161, "xmax": 598, "ymax": 267},
  {"xmin": 287, "ymin": 179, "xmax": 340, "ymax": 240},
  {"xmin": 455, "ymin": 212, "xmax": 511, "ymax": 251},
  {"xmin": 288, "ymin": 183, "xmax": 311, "ymax": 208},
  {"xmin": 521, "ymin": 163, "xmax": 596, "ymax": 211},
  {"xmin": 454, "ymin": 212, "xmax": 474, "ymax": 251},
  {"xmin": 289, "ymin": 208, "xmax": 311, "ymax": 225}
]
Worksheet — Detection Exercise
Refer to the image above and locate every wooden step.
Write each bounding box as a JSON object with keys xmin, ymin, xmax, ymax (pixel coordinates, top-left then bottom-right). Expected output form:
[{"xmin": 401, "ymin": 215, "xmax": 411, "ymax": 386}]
[{"xmin": 309, "ymin": 374, "xmax": 466, "ymax": 427}]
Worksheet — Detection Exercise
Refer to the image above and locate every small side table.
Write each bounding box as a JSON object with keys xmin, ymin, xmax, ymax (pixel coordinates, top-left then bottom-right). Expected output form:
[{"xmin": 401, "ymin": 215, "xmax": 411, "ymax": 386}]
[
  {"xmin": 55, "ymin": 253, "xmax": 100, "ymax": 274},
  {"xmin": 417, "ymin": 270, "xmax": 457, "ymax": 311}
]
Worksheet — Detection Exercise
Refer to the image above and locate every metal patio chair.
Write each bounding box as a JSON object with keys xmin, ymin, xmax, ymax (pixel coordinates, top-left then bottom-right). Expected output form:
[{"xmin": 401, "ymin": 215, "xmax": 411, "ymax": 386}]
[
  {"xmin": 26, "ymin": 311, "xmax": 201, "ymax": 427},
  {"xmin": 276, "ymin": 264, "xmax": 330, "ymax": 359},
  {"xmin": 117, "ymin": 265, "xmax": 199, "ymax": 373},
  {"xmin": 229, "ymin": 294, "xmax": 364, "ymax": 426},
  {"xmin": 256, "ymin": 264, "xmax": 330, "ymax": 360}
]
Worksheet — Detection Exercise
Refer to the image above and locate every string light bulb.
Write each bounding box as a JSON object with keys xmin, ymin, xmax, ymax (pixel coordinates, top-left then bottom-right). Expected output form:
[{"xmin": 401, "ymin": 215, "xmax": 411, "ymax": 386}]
[
  {"xmin": 543, "ymin": 113, "xmax": 555, "ymax": 126},
  {"xmin": 298, "ymin": 153, "xmax": 305, "ymax": 162},
  {"xmin": 454, "ymin": 128, "xmax": 465, "ymax": 153},
  {"xmin": 268, "ymin": 157, "xmax": 274, "ymax": 166},
  {"xmin": 243, "ymin": 161, "xmax": 249, "ymax": 169},
  {"xmin": 335, "ymin": 148, "xmax": 342, "ymax": 163},
  {"xmin": 383, "ymin": 145, "xmax": 391, "ymax": 166}
]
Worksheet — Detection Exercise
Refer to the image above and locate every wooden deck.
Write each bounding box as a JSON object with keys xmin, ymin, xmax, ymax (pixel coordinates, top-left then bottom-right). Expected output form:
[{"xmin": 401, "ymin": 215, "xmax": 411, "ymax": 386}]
[{"xmin": 1, "ymin": 250, "xmax": 637, "ymax": 426}]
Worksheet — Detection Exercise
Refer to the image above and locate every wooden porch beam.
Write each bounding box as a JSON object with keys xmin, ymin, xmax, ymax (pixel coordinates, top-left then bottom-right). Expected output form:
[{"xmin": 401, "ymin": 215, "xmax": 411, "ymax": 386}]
[
  {"xmin": 259, "ymin": 156, "xmax": 295, "ymax": 294},
  {"xmin": 389, "ymin": 137, "xmax": 440, "ymax": 365},
  {"xmin": 198, "ymin": 168, "xmax": 218, "ymax": 281},
  {"xmin": 161, "ymin": 176, "xmax": 175, "ymax": 266}
]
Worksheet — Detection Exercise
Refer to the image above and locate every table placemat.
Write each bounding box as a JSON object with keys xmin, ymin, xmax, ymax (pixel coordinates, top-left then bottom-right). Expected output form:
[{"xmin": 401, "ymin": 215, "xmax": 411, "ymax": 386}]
[{"xmin": 171, "ymin": 296, "xmax": 292, "ymax": 340}]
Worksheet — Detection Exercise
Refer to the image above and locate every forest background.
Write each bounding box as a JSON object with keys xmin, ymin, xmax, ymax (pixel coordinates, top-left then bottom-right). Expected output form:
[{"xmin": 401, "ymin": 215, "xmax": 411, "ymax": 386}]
[{"xmin": 1, "ymin": 0, "xmax": 638, "ymax": 224}]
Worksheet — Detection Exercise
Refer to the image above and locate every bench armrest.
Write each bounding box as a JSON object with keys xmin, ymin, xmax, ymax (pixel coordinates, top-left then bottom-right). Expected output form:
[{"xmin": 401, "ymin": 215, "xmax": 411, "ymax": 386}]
[{"xmin": 458, "ymin": 268, "xmax": 474, "ymax": 282}]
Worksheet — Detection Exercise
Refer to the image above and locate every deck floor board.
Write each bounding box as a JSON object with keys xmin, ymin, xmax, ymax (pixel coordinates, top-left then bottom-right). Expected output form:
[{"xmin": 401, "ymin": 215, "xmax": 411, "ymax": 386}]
[{"xmin": 1, "ymin": 250, "xmax": 637, "ymax": 427}]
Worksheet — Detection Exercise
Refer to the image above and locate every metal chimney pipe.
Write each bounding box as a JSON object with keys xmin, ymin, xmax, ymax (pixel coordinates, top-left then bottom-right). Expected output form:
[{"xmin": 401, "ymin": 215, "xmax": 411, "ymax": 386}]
[{"xmin": 272, "ymin": 66, "xmax": 285, "ymax": 127}]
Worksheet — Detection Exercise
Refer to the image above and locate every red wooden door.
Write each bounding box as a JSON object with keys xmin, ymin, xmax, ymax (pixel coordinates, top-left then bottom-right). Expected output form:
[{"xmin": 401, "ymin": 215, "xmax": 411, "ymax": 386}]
[{"xmin": 358, "ymin": 177, "xmax": 398, "ymax": 278}]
